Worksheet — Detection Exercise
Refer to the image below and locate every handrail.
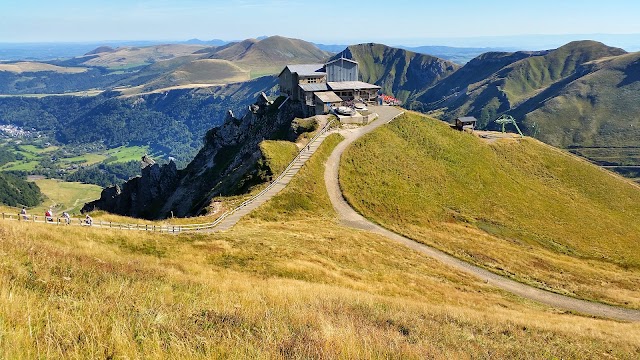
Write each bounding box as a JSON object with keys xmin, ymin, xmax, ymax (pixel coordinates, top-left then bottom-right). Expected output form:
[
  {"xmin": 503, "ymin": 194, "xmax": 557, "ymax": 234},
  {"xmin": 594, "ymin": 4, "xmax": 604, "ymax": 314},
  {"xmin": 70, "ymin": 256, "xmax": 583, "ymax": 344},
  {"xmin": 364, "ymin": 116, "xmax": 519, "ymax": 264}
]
[
  {"xmin": 207, "ymin": 118, "xmax": 338, "ymax": 228},
  {"xmin": 1, "ymin": 118, "xmax": 338, "ymax": 234}
]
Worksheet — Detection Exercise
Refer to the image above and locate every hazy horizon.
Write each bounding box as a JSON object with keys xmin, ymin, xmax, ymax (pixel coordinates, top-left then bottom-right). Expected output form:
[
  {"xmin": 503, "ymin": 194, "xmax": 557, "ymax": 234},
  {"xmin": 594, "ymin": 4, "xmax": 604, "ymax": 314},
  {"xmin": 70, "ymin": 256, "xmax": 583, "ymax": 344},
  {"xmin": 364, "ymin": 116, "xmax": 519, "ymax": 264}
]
[{"xmin": 3, "ymin": 0, "xmax": 640, "ymax": 46}]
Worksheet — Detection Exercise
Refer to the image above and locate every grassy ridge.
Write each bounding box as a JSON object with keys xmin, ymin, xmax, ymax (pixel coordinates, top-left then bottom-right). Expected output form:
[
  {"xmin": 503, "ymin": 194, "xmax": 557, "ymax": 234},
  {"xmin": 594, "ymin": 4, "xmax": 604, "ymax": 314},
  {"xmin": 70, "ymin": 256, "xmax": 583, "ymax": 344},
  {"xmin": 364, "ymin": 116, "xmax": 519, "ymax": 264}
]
[
  {"xmin": 251, "ymin": 134, "xmax": 344, "ymax": 221},
  {"xmin": 1, "ymin": 134, "xmax": 640, "ymax": 357},
  {"xmin": 338, "ymin": 43, "xmax": 459, "ymax": 103},
  {"xmin": 341, "ymin": 112, "xmax": 640, "ymax": 308},
  {"xmin": 258, "ymin": 140, "xmax": 299, "ymax": 178}
]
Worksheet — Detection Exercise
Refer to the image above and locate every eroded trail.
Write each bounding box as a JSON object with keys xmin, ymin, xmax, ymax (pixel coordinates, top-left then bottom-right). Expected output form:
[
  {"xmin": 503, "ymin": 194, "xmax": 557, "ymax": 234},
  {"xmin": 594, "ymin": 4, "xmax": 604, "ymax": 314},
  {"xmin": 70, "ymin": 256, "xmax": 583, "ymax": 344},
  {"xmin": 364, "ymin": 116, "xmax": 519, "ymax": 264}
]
[{"xmin": 324, "ymin": 106, "xmax": 640, "ymax": 322}]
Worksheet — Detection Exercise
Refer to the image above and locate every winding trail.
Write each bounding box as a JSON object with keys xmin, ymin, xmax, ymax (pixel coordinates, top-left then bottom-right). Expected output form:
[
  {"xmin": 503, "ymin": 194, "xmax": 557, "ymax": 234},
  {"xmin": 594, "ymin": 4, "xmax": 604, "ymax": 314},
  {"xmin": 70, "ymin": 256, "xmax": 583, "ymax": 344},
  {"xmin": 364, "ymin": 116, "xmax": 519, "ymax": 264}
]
[{"xmin": 324, "ymin": 106, "xmax": 640, "ymax": 322}]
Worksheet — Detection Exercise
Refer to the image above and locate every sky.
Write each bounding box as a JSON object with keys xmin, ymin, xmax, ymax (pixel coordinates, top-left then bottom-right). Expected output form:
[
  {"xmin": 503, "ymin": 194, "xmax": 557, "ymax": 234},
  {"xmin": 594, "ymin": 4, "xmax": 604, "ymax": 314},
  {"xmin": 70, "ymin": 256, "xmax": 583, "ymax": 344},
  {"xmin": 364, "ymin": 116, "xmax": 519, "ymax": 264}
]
[{"xmin": 2, "ymin": 0, "xmax": 640, "ymax": 47}]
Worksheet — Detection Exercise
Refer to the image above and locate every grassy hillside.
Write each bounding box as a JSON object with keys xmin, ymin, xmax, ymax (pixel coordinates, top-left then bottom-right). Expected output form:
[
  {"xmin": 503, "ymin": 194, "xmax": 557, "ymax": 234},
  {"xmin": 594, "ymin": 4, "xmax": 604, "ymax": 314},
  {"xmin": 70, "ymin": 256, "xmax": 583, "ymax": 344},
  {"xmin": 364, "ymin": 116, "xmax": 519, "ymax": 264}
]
[
  {"xmin": 410, "ymin": 41, "xmax": 638, "ymax": 176},
  {"xmin": 412, "ymin": 41, "xmax": 626, "ymax": 126},
  {"xmin": 0, "ymin": 172, "xmax": 42, "ymax": 207},
  {"xmin": 141, "ymin": 59, "xmax": 251, "ymax": 91},
  {"xmin": 0, "ymin": 62, "xmax": 88, "ymax": 74},
  {"xmin": 336, "ymin": 43, "xmax": 459, "ymax": 102},
  {"xmin": 2, "ymin": 134, "xmax": 639, "ymax": 358},
  {"xmin": 207, "ymin": 36, "xmax": 331, "ymax": 78},
  {"xmin": 341, "ymin": 111, "xmax": 640, "ymax": 309},
  {"xmin": 79, "ymin": 44, "xmax": 207, "ymax": 69},
  {"xmin": 520, "ymin": 51, "xmax": 640, "ymax": 148},
  {"xmin": 32, "ymin": 178, "xmax": 102, "ymax": 215}
]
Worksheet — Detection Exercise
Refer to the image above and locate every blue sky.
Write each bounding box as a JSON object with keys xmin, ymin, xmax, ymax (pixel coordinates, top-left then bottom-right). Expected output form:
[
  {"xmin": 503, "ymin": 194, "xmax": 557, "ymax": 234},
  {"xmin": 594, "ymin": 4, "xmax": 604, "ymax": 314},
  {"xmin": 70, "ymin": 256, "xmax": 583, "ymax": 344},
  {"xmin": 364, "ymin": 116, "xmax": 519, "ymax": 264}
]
[{"xmin": 2, "ymin": 0, "xmax": 640, "ymax": 45}]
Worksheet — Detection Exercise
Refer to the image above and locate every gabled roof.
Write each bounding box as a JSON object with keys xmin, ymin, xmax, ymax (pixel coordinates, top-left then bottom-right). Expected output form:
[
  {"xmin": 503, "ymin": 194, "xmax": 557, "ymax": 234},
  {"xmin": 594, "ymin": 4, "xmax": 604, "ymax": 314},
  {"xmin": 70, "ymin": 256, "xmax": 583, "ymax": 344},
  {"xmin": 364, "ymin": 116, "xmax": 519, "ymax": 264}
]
[
  {"xmin": 299, "ymin": 83, "xmax": 329, "ymax": 92},
  {"xmin": 456, "ymin": 116, "xmax": 478, "ymax": 123},
  {"xmin": 279, "ymin": 63, "xmax": 325, "ymax": 77},
  {"xmin": 314, "ymin": 91, "xmax": 343, "ymax": 103},
  {"xmin": 326, "ymin": 57, "xmax": 358, "ymax": 66},
  {"xmin": 327, "ymin": 81, "xmax": 381, "ymax": 91}
]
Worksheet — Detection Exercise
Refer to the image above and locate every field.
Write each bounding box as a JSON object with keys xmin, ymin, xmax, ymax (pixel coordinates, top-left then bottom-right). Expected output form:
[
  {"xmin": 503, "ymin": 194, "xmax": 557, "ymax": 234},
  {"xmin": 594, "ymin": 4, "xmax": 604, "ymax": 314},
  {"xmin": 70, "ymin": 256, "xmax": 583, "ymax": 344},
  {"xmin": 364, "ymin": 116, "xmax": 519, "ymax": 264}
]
[
  {"xmin": 340, "ymin": 111, "xmax": 640, "ymax": 310},
  {"xmin": 103, "ymin": 145, "xmax": 150, "ymax": 163},
  {"xmin": 32, "ymin": 178, "xmax": 102, "ymax": 215},
  {"xmin": 1, "ymin": 134, "xmax": 639, "ymax": 358},
  {"xmin": 0, "ymin": 142, "xmax": 149, "ymax": 173},
  {"xmin": 0, "ymin": 62, "xmax": 88, "ymax": 74}
]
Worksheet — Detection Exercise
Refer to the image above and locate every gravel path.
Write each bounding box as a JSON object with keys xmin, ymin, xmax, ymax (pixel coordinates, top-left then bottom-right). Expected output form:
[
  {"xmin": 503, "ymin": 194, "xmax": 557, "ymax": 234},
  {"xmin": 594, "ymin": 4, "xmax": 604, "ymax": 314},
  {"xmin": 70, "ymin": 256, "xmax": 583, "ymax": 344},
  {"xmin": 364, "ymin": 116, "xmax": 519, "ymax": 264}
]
[{"xmin": 324, "ymin": 106, "xmax": 640, "ymax": 322}]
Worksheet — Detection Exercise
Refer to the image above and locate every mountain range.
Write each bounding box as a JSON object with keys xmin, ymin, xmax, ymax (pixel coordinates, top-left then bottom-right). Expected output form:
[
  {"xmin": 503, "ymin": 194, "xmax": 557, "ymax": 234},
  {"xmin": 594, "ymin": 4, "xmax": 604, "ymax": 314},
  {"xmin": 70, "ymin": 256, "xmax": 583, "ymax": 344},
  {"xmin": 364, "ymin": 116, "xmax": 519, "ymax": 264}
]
[{"xmin": 1, "ymin": 35, "xmax": 639, "ymax": 181}]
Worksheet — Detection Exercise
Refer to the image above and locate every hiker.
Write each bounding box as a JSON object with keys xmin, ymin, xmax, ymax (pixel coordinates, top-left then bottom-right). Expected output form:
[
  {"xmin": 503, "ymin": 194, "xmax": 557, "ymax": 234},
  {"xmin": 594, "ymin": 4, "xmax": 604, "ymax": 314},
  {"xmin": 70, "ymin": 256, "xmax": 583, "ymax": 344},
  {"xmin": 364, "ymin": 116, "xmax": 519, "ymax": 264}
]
[
  {"xmin": 20, "ymin": 207, "xmax": 28, "ymax": 220},
  {"xmin": 84, "ymin": 214, "xmax": 93, "ymax": 226},
  {"xmin": 45, "ymin": 209, "xmax": 54, "ymax": 222},
  {"xmin": 62, "ymin": 212, "xmax": 70, "ymax": 225}
]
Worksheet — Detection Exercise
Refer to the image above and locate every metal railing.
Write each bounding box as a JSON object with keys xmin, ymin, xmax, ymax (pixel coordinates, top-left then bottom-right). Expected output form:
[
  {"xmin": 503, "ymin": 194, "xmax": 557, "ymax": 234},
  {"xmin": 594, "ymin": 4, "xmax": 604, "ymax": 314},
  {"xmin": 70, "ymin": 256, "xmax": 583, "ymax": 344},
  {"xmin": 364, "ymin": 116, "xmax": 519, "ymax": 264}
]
[
  {"xmin": 206, "ymin": 117, "xmax": 338, "ymax": 229},
  {"xmin": 1, "ymin": 118, "xmax": 338, "ymax": 234}
]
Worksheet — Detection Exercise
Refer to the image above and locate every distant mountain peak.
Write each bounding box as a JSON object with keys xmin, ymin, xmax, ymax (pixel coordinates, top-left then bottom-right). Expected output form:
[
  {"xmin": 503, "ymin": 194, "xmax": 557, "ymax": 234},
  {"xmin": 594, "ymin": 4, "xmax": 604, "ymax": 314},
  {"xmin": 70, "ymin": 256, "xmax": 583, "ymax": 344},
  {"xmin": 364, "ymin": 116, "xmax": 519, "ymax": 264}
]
[{"xmin": 84, "ymin": 46, "xmax": 116, "ymax": 55}]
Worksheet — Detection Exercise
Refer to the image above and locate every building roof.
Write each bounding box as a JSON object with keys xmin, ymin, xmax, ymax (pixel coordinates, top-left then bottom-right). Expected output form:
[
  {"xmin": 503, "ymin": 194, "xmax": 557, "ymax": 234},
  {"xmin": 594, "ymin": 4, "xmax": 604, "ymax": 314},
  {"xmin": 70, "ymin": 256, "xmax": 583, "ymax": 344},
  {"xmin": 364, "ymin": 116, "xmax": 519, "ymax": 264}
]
[
  {"xmin": 299, "ymin": 83, "xmax": 329, "ymax": 92},
  {"xmin": 314, "ymin": 91, "xmax": 343, "ymax": 103},
  {"xmin": 456, "ymin": 116, "xmax": 478, "ymax": 123},
  {"xmin": 327, "ymin": 81, "xmax": 381, "ymax": 91},
  {"xmin": 326, "ymin": 57, "xmax": 359, "ymax": 66},
  {"xmin": 280, "ymin": 63, "xmax": 325, "ymax": 77}
]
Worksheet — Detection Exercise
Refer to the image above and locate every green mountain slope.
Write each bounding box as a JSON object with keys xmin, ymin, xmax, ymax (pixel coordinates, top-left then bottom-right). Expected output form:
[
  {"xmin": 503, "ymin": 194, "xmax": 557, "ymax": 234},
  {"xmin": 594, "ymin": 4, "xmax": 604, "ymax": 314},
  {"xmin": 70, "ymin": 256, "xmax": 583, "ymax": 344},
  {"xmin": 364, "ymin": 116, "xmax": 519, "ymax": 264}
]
[
  {"xmin": 0, "ymin": 173, "xmax": 42, "ymax": 207},
  {"xmin": 206, "ymin": 36, "xmax": 331, "ymax": 77},
  {"xmin": 334, "ymin": 43, "xmax": 460, "ymax": 102},
  {"xmin": 341, "ymin": 111, "xmax": 640, "ymax": 308},
  {"xmin": 139, "ymin": 59, "xmax": 251, "ymax": 91},
  {"xmin": 411, "ymin": 41, "xmax": 628, "ymax": 133},
  {"xmin": 518, "ymin": 51, "xmax": 640, "ymax": 148}
]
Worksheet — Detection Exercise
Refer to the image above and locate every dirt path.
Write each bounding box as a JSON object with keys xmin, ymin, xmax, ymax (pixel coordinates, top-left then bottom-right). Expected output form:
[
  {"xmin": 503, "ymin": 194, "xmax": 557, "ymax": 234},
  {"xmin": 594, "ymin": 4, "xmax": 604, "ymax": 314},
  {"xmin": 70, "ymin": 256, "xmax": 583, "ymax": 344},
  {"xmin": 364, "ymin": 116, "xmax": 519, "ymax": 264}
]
[{"xmin": 324, "ymin": 106, "xmax": 640, "ymax": 322}]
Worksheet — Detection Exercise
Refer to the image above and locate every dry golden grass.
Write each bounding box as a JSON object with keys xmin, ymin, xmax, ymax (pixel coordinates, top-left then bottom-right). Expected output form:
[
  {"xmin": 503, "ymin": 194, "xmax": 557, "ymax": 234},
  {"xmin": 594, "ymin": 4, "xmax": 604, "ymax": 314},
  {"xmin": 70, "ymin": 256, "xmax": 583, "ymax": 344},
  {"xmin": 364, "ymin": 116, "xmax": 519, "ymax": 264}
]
[
  {"xmin": 0, "ymin": 62, "xmax": 88, "ymax": 74},
  {"xmin": 341, "ymin": 111, "xmax": 640, "ymax": 309},
  {"xmin": 2, "ymin": 215, "xmax": 640, "ymax": 359},
  {"xmin": 1, "ymin": 133, "xmax": 640, "ymax": 358}
]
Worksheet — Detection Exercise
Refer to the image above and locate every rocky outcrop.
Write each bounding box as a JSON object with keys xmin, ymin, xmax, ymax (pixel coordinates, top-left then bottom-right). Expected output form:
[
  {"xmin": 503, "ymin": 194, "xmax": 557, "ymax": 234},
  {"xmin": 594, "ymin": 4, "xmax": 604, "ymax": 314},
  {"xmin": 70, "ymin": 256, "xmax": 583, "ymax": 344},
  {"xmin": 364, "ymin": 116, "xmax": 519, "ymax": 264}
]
[
  {"xmin": 83, "ymin": 93, "xmax": 297, "ymax": 219},
  {"xmin": 82, "ymin": 155, "xmax": 179, "ymax": 218}
]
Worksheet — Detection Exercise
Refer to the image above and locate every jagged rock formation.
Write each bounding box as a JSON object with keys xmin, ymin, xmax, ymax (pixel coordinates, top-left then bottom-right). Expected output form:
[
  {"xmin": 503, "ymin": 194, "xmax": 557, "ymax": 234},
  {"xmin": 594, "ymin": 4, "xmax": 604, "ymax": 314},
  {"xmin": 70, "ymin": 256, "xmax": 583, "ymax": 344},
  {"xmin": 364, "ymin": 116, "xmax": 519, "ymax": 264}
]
[
  {"xmin": 83, "ymin": 93, "xmax": 296, "ymax": 219},
  {"xmin": 82, "ymin": 155, "xmax": 179, "ymax": 218}
]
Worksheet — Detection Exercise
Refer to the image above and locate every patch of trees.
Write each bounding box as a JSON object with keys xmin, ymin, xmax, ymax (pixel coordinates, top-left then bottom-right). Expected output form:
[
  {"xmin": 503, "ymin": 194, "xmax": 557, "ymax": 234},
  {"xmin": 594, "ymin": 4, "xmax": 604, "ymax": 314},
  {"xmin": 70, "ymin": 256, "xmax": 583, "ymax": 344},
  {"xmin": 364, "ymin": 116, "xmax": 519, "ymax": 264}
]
[
  {"xmin": 0, "ymin": 173, "xmax": 42, "ymax": 207},
  {"xmin": 65, "ymin": 161, "xmax": 141, "ymax": 187},
  {"xmin": 0, "ymin": 148, "xmax": 22, "ymax": 166}
]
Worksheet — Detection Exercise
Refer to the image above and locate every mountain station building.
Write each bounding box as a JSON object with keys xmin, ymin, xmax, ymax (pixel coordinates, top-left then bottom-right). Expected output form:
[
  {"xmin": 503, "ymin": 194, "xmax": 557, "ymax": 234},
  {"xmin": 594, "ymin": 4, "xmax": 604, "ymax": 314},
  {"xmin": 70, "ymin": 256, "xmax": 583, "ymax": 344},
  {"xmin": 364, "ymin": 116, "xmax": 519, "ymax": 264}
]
[{"xmin": 278, "ymin": 58, "xmax": 381, "ymax": 116}]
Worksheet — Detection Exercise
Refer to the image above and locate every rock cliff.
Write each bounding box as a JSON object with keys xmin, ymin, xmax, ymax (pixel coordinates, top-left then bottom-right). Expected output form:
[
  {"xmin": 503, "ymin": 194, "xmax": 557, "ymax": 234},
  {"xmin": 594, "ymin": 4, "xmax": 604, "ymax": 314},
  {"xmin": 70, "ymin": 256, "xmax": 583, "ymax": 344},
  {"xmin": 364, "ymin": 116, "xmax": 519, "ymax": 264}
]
[{"xmin": 82, "ymin": 93, "xmax": 297, "ymax": 219}]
